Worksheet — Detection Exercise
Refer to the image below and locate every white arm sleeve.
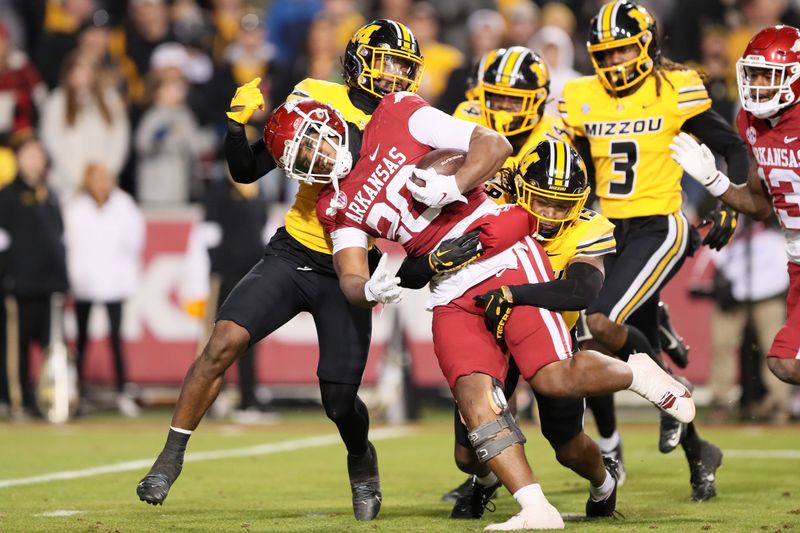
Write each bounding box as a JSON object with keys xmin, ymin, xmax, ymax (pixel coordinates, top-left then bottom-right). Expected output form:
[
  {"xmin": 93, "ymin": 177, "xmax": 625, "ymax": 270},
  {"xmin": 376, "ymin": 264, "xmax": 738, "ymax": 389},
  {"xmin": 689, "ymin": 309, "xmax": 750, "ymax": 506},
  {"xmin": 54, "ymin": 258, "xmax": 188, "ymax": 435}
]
[
  {"xmin": 330, "ymin": 227, "xmax": 370, "ymax": 254},
  {"xmin": 408, "ymin": 106, "xmax": 476, "ymax": 152}
]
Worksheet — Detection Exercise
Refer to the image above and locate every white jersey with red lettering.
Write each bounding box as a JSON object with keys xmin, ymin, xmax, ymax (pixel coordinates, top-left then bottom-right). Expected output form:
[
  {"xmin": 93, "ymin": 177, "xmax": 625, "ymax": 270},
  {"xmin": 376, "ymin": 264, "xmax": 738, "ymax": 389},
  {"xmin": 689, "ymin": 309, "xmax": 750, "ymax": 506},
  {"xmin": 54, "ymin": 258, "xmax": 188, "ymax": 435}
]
[
  {"xmin": 737, "ymin": 104, "xmax": 800, "ymax": 264},
  {"xmin": 317, "ymin": 91, "xmax": 541, "ymax": 307}
]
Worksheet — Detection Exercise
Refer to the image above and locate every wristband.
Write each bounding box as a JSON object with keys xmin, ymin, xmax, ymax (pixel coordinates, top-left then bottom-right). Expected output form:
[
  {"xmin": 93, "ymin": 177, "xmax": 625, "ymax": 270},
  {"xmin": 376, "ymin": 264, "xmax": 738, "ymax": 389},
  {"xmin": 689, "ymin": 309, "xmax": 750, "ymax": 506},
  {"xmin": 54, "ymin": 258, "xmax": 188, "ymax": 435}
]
[{"xmin": 706, "ymin": 171, "xmax": 731, "ymax": 197}]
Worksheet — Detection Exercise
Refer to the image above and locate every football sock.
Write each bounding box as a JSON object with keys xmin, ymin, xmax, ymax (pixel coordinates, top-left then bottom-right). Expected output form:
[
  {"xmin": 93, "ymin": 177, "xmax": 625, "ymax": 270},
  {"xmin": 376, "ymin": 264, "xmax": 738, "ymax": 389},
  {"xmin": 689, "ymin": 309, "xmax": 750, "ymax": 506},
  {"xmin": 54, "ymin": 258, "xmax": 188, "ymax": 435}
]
[
  {"xmin": 477, "ymin": 472, "xmax": 499, "ymax": 487},
  {"xmin": 589, "ymin": 470, "xmax": 615, "ymax": 501},
  {"xmin": 513, "ymin": 483, "xmax": 548, "ymax": 510},
  {"xmin": 681, "ymin": 422, "xmax": 702, "ymax": 462},
  {"xmin": 587, "ymin": 395, "xmax": 617, "ymax": 439},
  {"xmin": 165, "ymin": 426, "xmax": 191, "ymax": 455},
  {"xmin": 597, "ymin": 430, "xmax": 621, "ymax": 454}
]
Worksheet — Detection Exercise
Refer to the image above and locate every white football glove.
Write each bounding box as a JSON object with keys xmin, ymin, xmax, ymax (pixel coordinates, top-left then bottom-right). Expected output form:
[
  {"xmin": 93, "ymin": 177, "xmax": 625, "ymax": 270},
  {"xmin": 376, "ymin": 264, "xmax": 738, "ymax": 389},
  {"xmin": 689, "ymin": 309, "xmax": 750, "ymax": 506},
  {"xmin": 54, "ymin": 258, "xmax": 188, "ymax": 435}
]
[
  {"xmin": 406, "ymin": 167, "xmax": 467, "ymax": 208},
  {"xmin": 364, "ymin": 253, "xmax": 403, "ymax": 304},
  {"xmin": 669, "ymin": 132, "xmax": 730, "ymax": 196}
]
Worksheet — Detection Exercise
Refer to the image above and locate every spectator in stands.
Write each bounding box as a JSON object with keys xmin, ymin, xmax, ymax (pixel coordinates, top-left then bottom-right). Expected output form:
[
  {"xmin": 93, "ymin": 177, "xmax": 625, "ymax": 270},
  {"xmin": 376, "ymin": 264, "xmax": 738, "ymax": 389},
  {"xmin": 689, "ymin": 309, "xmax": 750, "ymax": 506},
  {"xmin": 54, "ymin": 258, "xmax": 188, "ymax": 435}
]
[
  {"xmin": 135, "ymin": 67, "xmax": 208, "ymax": 205},
  {"xmin": 408, "ymin": 2, "xmax": 463, "ymax": 105},
  {"xmin": 210, "ymin": 0, "xmax": 247, "ymax": 62},
  {"xmin": 707, "ymin": 219, "xmax": 792, "ymax": 423},
  {"xmin": 373, "ymin": 0, "xmax": 412, "ymax": 25},
  {"xmin": 35, "ymin": 0, "xmax": 96, "ymax": 89},
  {"xmin": 63, "ymin": 162, "xmax": 145, "ymax": 417},
  {"xmin": 503, "ymin": 1, "xmax": 538, "ymax": 47},
  {"xmin": 41, "ymin": 50, "xmax": 129, "ymax": 201},
  {"xmin": 265, "ymin": 0, "xmax": 322, "ymax": 72},
  {"xmin": 0, "ymin": 138, "xmax": 68, "ymax": 420},
  {"xmin": 203, "ymin": 176, "xmax": 273, "ymax": 420},
  {"xmin": 438, "ymin": 8, "xmax": 505, "ymax": 114},
  {"xmin": 123, "ymin": 0, "xmax": 175, "ymax": 86},
  {"xmin": 529, "ymin": 25, "xmax": 579, "ymax": 115},
  {"xmin": 225, "ymin": 13, "xmax": 274, "ymax": 91},
  {"xmin": 726, "ymin": 0, "xmax": 789, "ymax": 74}
]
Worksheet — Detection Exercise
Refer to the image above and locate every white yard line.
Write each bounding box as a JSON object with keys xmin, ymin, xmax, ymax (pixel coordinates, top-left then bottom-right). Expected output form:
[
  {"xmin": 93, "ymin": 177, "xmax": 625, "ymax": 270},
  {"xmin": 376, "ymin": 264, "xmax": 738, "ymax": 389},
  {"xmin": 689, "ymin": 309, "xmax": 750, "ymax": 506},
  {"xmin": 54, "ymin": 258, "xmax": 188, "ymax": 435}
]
[
  {"xmin": 724, "ymin": 449, "xmax": 800, "ymax": 459},
  {"xmin": 0, "ymin": 426, "xmax": 415, "ymax": 490}
]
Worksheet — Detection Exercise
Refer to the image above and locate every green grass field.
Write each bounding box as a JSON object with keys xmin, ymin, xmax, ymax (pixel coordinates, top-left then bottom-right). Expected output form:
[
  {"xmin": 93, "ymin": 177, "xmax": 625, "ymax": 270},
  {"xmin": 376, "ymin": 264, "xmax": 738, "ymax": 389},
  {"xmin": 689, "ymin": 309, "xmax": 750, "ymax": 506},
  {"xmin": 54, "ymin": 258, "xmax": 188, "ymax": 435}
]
[{"xmin": 1, "ymin": 409, "xmax": 798, "ymax": 533}]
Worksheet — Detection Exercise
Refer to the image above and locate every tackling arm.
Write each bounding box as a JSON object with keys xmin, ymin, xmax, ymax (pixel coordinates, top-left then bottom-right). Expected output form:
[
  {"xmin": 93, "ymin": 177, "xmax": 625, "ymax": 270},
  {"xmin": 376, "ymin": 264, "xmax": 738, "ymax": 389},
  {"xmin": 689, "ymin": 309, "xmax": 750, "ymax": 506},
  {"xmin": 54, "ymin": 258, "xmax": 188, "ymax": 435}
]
[{"xmin": 505, "ymin": 256, "xmax": 605, "ymax": 312}]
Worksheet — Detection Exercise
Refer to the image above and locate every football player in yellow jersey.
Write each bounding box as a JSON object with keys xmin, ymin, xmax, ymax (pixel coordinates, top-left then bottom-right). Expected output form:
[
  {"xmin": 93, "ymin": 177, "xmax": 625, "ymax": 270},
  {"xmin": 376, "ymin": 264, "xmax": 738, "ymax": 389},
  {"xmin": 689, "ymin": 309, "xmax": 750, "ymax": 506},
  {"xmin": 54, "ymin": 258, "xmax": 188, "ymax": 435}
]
[
  {"xmin": 438, "ymin": 141, "xmax": 621, "ymax": 520},
  {"xmin": 135, "ymin": 19, "xmax": 467, "ymax": 521},
  {"xmin": 453, "ymin": 46, "xmax": 571, "ymax": 167},
  {"xmin": 558, "ymin": 1, "xmax": 750, "ymax": 502}
]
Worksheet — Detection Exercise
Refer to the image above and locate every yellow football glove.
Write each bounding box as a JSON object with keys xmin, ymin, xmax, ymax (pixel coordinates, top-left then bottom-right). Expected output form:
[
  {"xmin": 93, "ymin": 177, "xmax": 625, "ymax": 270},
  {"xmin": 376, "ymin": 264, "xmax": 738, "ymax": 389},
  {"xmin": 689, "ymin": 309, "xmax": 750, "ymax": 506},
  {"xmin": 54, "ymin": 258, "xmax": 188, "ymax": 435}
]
[{"xmin": 226, "ymin": 77, "xmax": 265, "ymax": 124}]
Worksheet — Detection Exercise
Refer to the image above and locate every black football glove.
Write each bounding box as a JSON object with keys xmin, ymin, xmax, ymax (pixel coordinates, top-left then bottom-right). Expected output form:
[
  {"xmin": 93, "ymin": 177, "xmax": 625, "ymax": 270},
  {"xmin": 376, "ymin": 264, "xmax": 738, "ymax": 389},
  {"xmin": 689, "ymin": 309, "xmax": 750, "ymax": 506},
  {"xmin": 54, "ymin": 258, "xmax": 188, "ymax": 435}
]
[
  {"xmin": 428, "ymin": 229, "xmax": 483, "ymax": 273},
  {"xmin": 473, "ymin": 286, "xmax": 515, "ymax": 349},
  {"xmin": 701, "ymin": 204, "xmax": 737, "ymax": 251}
]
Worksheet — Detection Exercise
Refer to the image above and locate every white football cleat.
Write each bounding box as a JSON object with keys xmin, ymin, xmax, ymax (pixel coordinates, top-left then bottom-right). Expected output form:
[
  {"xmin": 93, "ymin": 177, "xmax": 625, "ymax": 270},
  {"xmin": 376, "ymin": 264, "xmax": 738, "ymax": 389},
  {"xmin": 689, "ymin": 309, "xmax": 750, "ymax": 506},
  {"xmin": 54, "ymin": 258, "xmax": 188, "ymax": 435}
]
[
  {"xmin": 484, "ymin": 503, "xmax": 565, "ymax": 531},
  {"xmin": 627, "ymin": 353, "xmax": 695, "ymax": 424}
]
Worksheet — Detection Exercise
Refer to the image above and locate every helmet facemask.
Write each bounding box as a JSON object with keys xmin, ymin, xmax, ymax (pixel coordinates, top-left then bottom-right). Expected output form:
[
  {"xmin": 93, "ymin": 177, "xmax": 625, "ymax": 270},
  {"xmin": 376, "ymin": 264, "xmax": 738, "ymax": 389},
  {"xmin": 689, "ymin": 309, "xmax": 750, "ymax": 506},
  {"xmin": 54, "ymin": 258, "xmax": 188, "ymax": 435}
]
[
  {"xmin": 480, "ymin": 84, "xmax": 547, "ymax": 136},
  {"xmin": 588, "ymin": 32, "xmax": 655, "ymax": 92},
  {"xmin": 354, "ymin": 44, "xmax": 424, "ymax": 98},
  {"xmin": 279, "ymin": 105, "xmax": 352, "ymax": 185},
  {"xmin": 737, "ymin": 59, "xmax": 800, "ymax": 119},
  {"xmin": 515, "ymin": 176, "xmax": 588, "ymax": 240}
]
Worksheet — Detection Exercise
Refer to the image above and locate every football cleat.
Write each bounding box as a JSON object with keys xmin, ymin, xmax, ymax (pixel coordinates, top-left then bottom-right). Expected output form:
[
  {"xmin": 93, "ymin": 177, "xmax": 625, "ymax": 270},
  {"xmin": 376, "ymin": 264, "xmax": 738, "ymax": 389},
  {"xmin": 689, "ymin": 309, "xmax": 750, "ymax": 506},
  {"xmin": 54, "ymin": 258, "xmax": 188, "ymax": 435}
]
[
  {"xmin": 484, "ymin": 503, "xmax": 564, "ymax": 530},
  {"xmin": 450, "ymin": 476, "xmax": 501, "ymax": 519},
  {"xmin": 690, "ymin": 440, "xmax": 723, "ymax": 502},
  {"xmin": 600, "ymin": 443, "xmax": 626, "ymax": 487},
  {"xmin": 136, "ymin": 451, "xmax": 184, "ymax": 505},
  {"xmin": 658, "ymin": 302, "xmax": 689, "ymax": 368},
  {"xmin": 442, "ymin": 476, "xmax": 474, "ymax": 503},
  {"xmin": 347, "ymin": 441, "xmax": 382, "ymax": 520},
  {"xmin": 586, "ymin": 459, "xmax": 618, "ymax": 518},
  {"xmin": 659, "ymin": 411, "xmax": 687, "ymax": 454}
]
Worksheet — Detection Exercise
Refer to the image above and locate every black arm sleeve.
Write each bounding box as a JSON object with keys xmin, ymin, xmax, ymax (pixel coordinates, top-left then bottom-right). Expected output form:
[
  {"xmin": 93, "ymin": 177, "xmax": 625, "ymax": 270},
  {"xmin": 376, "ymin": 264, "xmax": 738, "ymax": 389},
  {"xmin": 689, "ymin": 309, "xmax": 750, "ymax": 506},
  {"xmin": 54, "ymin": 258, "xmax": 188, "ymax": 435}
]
[
  {"xmin": 682, "ymin": 108, "xmax": 749, "ymax": 185},
  {"xmin": 396, "ymin": 254, "xmax": 433, "ymax": 289},
  {"xmin": 507, "ymin": 261, "xmax": 604, "ymax": 311},
  {"xmin": 224, "ymin": 119, "xmax": 276, "ymax": 184}
]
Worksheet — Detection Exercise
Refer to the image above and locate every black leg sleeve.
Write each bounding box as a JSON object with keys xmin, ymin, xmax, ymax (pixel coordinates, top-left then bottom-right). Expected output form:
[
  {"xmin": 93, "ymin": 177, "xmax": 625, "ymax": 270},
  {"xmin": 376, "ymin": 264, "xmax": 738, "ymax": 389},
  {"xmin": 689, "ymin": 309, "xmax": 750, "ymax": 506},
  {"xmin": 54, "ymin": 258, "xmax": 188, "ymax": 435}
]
[{"xmin": 319, "ymin": 379, "xmax": 370, "ymax": 456}]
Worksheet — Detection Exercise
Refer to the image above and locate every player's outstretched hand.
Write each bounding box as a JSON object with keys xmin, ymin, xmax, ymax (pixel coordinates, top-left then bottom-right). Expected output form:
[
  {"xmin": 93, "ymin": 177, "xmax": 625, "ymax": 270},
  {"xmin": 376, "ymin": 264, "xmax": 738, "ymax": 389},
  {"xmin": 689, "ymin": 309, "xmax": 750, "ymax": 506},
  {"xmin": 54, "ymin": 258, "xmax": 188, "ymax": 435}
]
[
  {"xmin": 701, "ymin": 204, "xmax": 738, "ymax": 251},
  {"xmin": 473, "ymin": 286, "xmax": 515, "ymax": 349},
  {"xmin": 227, "ymin": 77, "xmax": 265, "ymax": 124},
  {"xmin": 407, "ymin": 167, "xmax": 467, "ymax": 208},
  {"xmin": 428, "ymin": 229, "xmax": 483, "ymax": 273},
  {"xmin": 364, "ymin": 254, "xmax": 403, "ymax": 304},
  {"xmin": 669, "ymin": 132, "xmax": 720, "ymax": 186}
]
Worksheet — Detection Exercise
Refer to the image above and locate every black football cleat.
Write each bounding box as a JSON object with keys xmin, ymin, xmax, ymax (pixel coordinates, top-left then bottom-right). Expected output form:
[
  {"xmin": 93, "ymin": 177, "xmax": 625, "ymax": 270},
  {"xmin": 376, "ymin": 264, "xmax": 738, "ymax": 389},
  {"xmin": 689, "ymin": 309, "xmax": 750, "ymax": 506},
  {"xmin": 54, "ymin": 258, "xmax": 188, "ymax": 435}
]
[
  {"xmin": 347, "ymin": 441, "xmax": 382, "ymax": 521},
  {"xmin": 658, "ymin": 301, "xmax": 689, "ymax": 368},
  {"xmin": 586, "ymin": 458, "xmax": 618, "ymax": 518},
  {"xmin": 450, "ymin": 476, "xmax": 501, "ymax": 519},
  {"xmin": 442, "ymin": 476, "xmax": 474, "ymax": 503},
  {"xmin": 136, "ymin": 451, "xmax": 184, "ymax": 505},
  {"xmin": 690, "ymin": 440, "xmax": 723, "ymax": 502},
  {"xmin": 659, "ymin": 411, "xmax": 687, "ymax": 454}
]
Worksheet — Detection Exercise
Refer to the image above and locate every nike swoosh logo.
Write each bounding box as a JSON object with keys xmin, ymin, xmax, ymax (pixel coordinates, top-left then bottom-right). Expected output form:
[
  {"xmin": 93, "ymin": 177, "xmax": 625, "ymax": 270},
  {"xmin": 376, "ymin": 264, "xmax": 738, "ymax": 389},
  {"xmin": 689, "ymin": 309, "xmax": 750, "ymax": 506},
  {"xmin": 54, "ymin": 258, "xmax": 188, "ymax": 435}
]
[
  {"xmin": 435, "ymin": 249, "xmax": 450, "ymax": 258},
  {"xmin": 546, "ymin": 252, "xmax": 561, "ymax": 257},
  {"xmin": 786, "ymin": 136, "xmax": 798, "ymax": 143},
  {"xmin": 296, "ymin": 266, "xmax": 313, "ymax": 271},
  {"xmin": 368, "ymin": 144, "xmax": 381, "ymax": 162}
]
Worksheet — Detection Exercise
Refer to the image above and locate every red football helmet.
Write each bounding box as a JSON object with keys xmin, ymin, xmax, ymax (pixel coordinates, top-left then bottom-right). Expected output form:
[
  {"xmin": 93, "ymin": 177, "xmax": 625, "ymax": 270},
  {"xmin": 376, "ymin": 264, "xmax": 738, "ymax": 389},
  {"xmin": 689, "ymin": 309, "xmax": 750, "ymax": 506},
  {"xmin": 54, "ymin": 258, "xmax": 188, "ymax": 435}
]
[
  {"xmin": 263, "ymin": 99, "xmax": 352, "ymax": 184},
  {"xmin": 737, "ymin": 25, "xmax": 800, "ymax": 119}
]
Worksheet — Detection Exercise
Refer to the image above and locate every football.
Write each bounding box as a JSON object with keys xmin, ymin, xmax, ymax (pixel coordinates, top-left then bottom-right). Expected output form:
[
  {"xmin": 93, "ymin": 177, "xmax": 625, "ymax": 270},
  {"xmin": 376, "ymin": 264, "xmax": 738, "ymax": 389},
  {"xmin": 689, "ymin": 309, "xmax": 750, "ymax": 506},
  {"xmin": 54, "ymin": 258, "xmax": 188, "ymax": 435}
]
[{"xmin": 411, "ymin": 148, "xmax": 466, "ymax": 186}]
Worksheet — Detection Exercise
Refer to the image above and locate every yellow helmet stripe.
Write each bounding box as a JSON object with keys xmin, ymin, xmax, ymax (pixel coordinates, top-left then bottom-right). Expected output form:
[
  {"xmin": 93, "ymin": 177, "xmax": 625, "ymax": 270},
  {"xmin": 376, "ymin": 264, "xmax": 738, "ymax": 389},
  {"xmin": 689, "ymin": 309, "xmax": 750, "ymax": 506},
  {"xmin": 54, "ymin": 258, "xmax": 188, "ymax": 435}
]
[
  {"xmin": 599, "ymin": 3, "xmax": 612, "ymax": 38},
  {"xmin": 389, "ymin": 20, "xmax": 404, "ymax": 47},
  {"xmin": 496, "ymin": 48, "xmax": 522, "ymax": 83}
]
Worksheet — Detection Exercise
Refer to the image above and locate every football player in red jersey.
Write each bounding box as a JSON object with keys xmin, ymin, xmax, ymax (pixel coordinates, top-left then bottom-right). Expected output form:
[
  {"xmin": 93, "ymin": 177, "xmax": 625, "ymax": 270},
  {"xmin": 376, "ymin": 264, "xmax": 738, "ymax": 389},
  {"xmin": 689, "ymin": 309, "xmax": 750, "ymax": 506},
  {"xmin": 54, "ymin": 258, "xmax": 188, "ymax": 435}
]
[
  {"xmin": 671, "ymin": 24, "xmax": 800, "ymax": 386},
  {"xmin": 270, "ymin": 93, "xmax": 696, "ymax": 530}
]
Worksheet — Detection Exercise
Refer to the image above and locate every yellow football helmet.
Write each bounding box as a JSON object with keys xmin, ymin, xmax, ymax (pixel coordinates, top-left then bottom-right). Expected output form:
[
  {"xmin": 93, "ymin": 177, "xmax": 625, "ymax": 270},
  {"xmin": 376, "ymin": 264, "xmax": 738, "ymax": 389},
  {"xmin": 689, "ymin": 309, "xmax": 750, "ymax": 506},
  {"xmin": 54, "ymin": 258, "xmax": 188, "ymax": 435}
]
[
  {"xmin": 587, "ymin": 1, "xmax": 659, "ymax": 92},
  {"xmin": 343, "ymin": 19, "xmax": 425, "ymax": 99},
  {"xmin": 478, "ymin": 46, "xmax": 550, "ymax": 137},
  {"xmin": 514, "ymin": 140, "xmax": 589, "ymax": 240}
]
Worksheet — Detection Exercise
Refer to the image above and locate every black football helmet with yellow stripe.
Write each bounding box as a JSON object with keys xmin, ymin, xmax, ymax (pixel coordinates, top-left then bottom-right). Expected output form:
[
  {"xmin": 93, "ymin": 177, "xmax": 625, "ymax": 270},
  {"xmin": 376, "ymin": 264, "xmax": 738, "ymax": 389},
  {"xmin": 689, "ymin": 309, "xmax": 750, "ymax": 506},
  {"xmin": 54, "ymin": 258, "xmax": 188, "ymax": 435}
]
[
  {"xmin": 514, "ymin": 140, "xmax": 589, "ymax": 240},
  {"xmin": 479, "ymin": 46, "xmax": 550, "ymax": 137},
  {"xmin": 588, "ymin": 1, "xmax": 659, "ymax": 92},
  {"xmin": 343, "ymin": 19, "xmax": 425, "ymax": 99}
]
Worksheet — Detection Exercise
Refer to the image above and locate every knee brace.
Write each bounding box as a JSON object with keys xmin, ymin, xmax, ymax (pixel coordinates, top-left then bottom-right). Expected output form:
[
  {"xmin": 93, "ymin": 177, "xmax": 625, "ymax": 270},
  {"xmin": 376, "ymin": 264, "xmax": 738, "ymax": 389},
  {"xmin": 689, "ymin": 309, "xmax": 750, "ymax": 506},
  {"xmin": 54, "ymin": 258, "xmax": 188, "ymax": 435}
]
[{"xmin": 467, "ymin": 381, "xmax": 527, "ymax": 463}]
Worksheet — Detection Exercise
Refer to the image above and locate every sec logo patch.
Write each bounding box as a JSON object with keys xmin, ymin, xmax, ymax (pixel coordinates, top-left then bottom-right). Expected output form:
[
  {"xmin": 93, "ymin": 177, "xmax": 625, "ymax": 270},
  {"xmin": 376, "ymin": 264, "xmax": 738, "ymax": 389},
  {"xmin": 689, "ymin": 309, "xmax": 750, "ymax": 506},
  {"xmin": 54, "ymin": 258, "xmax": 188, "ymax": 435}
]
[{"xmin": 746, "ymin": 126, "xmax": 757, "ymax": 145}]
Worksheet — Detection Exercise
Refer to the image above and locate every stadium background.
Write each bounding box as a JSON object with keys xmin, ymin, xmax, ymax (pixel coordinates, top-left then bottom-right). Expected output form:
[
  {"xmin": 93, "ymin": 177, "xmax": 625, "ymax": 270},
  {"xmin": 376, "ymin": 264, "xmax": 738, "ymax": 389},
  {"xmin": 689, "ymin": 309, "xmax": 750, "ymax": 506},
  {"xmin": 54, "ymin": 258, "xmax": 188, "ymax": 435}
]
[{"xmin": 0, "ymin": 0, "xmax": 797, "ymax": 411}]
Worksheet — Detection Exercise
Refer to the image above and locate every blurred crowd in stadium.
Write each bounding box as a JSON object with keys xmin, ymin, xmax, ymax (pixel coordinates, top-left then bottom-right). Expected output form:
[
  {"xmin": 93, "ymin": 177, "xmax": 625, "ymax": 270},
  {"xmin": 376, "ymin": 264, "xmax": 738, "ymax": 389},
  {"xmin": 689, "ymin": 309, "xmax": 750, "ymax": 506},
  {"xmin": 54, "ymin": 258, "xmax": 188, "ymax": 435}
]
[{"xmin": 0, "ymin": 0, "xmax": 798, "ymax": 424}]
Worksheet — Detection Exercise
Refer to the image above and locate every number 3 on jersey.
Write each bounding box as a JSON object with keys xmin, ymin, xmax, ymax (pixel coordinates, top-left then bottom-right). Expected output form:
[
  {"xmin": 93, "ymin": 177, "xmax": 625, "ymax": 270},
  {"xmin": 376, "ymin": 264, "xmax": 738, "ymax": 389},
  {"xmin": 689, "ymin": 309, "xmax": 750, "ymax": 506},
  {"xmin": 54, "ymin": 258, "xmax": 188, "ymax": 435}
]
[
  {"xmin": 760, "ymin": 167, "xmax": 800, "ymax": 229},
  {"xmin": 608, "ymin": 140, "xmax": 639, "ymax": 197}
]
